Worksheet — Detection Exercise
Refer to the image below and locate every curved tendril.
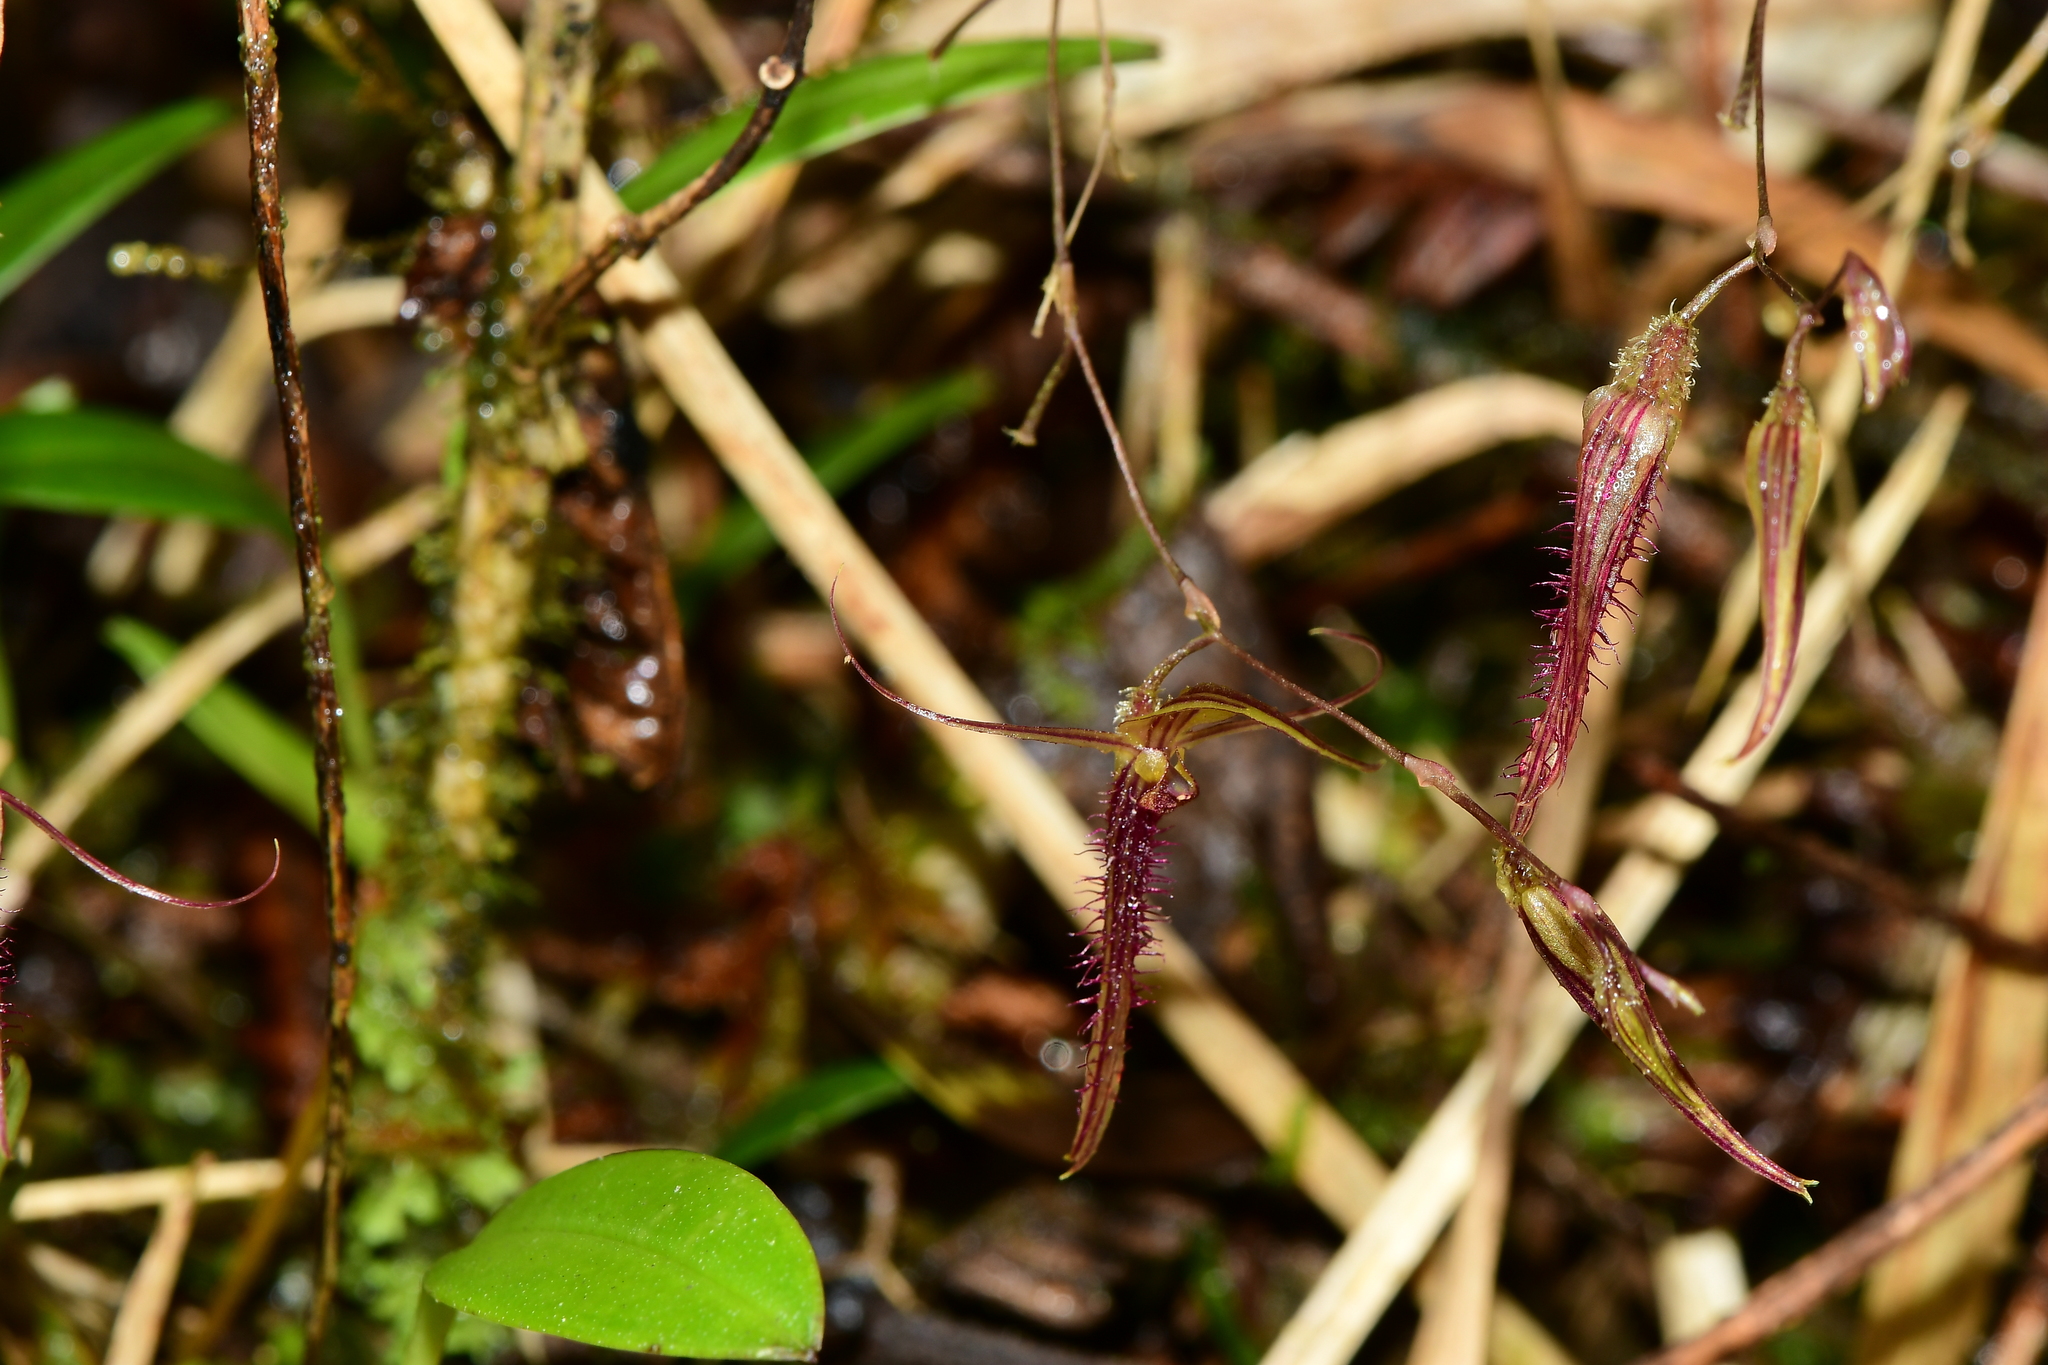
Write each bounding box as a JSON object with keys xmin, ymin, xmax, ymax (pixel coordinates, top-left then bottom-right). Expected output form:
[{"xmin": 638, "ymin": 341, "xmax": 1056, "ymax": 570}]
[
  {"xmin": 1, "ymin": 789, "xmax": 279, "ymax": 909},
  {"xmin": 828, "ymin": 585, "xmax": 1140, "ymax": 758}
]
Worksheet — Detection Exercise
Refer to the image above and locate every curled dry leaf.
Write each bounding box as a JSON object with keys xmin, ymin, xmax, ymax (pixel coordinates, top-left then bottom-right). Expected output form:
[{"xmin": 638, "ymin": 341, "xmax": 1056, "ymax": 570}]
[
  {"xmin": 1837, "ymin": 253, "xmax": 1910, "ymax": 410},
  {"xmin": 1740, "ymin": 376, "xmax": 1823, "ymax": 755},
  {"xmin": 1492, "ymin": 845, "xmax": 1815, "ymax": 1199}
]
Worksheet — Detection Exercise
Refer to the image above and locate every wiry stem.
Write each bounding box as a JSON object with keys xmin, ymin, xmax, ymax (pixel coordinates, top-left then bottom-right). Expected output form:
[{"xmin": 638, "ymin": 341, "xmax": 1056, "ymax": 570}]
[
  {"xmin": 238, "ymin": 2, "xmax": 354, "ymax": 1352},
  {"xmin": 1038, "ymin": 0, "xmax": 1219, "ymax": 631},
  {"xmin": 533, "ymin": 0, "xmax": 817, "ymax": 335}
]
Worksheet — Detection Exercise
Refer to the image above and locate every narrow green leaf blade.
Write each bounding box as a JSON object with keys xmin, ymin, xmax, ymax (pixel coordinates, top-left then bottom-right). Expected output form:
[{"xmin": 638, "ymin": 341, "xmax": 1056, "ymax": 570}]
[
  {"xmin": 424, "ymin": 1150, "xmax": 823, "ymax": 1359},
  {"xmin": 0, "ymin": 410, "xmax": 289, "ymax": 532},
  {"xmin": 620, "ymin": 39, "xmax": 1156, "ymax": 212},
  {"xmin": 0, "ymin": 99, "xmax": 236, "ymax": 303},
  {"xmin": 103, "ymin": 618, "xmax": 390, "ymax": 866},
  {"xmin": 715, "ymin": 1058, "xmax": 913, "ymax": 1169},
  {"xmin": 3, "ymin": 1056, "xmax": 30, "ymax": 1171},
  {"xmin": 692, "ymin": 368, "xmax": 991, "ymax": 589}
]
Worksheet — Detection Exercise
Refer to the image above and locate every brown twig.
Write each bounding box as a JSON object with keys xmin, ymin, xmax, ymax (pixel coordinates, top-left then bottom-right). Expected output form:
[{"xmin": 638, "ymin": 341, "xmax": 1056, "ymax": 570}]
[
  {"xmin": 532, "ymin": 0, "xmax": 817, "ymax": 335},
  {"xmin": 1984, "ymin": 1218, "xmax": 2048, "ymax": 1365},
  {"xmin": 237, "ymin": 2, "xmax": 354, "ymax": 1353},
  {"xmin": 1626, "ymin": 753, "xmax": 2048, "ymax": 974},
  {"xmin": 1637, "ymin": 1078, "xmax": 2048, "ymax": 1365}
]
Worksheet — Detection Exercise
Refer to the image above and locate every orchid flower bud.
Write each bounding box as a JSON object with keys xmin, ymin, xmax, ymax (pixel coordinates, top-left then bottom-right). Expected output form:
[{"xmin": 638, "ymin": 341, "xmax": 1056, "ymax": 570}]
[
  {"xmin": 1740, "ymin": 373, "xmax": 1823, "ymax": 755},
  {"xmin": 1512, "ymin": 312, "xmax": 1698, "ymax": 833},
  {"xmin": 1836, "ymin": 253, "xmax": 1910, "ymax": 410},
  {"xmin": 1493, "ymin": 846, "xmax": 1815, "ymax": 1199}
]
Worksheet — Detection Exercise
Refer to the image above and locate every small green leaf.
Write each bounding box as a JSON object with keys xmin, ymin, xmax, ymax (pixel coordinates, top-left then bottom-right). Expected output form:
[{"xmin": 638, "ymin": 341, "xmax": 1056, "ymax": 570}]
[
  {"xmin": 715, "ymin": 1058, "xmax": 913, "ymax": 1169},
  {"xmin": 0, "ymin": 410, "xmax": 288, "ymax": 532},
  {"xmin": 689, "ymin": 369, "xmax": 990, "ymax": 595},
  {"xmin": 620, "ymin": 39, "xmax": 1156, "ymax": 212},
  {"xmin": 424, "ymin": 1150, "xmax": 823, "ymax": 1359},
  {"xmin": 0, "ymin": 99, "xmax": 236, "ymax": 303},
  {"xmin": 103, "ymin": 618, "xmax": 390, "ymax": 865}
]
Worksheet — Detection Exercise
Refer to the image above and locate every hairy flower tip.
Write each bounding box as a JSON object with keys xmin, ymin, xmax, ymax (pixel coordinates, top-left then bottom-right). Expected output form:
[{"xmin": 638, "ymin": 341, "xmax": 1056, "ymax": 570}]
[
  {"xmin": 1739, "ymin": 378, "xmax": 1823, "ymax": 756},
  {"xmin": 1065, "ymin": 761, "xmax": 1179, "ymax": 1177},
  {"xmin": 1838, "ymin": 253, "xmax": 1909, "ymax": 410},
  {"xmin": 1492, "ymin": 846, "xmax": 1815, "ymax": 1200},
  {"xmin": 1511, "ymin": 314, "xmax": 1698, "ymax": 836}
]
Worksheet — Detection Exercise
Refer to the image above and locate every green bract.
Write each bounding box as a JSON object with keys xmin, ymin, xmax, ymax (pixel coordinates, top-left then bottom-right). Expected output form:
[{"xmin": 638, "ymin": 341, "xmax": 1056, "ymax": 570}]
[
  {"xmin": 0, "ymin": 409, "xmax": 288, "ymax": 532},
  {"xmin": 619, "ymin": 38, "xmax": 1157, "ymax": 212},
  {"xmin": 0, "ymin": 98, "xmax": 235, "ymax": 303},
  {"xmin": 420, "ymin": 1151, "xmax": 823, "ymax": 1359}
]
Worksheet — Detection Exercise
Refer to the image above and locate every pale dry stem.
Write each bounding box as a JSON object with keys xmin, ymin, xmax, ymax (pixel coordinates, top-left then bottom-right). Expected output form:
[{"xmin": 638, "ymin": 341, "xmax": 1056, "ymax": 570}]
[{"xmin": 102, "ymin": 1159, "xmax": 202, "ymax": 1365}]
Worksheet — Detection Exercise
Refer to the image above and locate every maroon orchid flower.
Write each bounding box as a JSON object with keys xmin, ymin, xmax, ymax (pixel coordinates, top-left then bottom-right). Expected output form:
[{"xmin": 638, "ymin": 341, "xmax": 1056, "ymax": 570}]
[
  {"xmin": 0, "ymin": 790, "xmax": 278, "ymax": 1156},
  {"xmin": 835, "ymin": 612, "xmax": 1376, "ymax": 1175}
]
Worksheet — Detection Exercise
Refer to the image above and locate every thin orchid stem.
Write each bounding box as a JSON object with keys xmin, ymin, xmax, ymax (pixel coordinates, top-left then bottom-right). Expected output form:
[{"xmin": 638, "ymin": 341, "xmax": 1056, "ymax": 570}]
[{"xmin": 238, "ymin": 2, "xmax": 354, "ymax": 1352}]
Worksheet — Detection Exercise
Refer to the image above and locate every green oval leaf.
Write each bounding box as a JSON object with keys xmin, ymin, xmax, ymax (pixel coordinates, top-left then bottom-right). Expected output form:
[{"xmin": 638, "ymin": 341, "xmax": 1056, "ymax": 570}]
[
  {"xmin": 0, "ymin": 99, "xmax": 236, "ymax": 303},
  {"xmin": 619, "ymin": 38, "xmax": 1157, "ymax": 212},
  {"xmin": 0, "ymin": 409, "xmax": 288, "ymax": 532},
  {"xmin": 424, "ymin": 1150, "xmax": 823, "ymax": 1359},
  {"xmin": 714, "ymin": 1058, "xmax": 913, "ymax": 1169}
]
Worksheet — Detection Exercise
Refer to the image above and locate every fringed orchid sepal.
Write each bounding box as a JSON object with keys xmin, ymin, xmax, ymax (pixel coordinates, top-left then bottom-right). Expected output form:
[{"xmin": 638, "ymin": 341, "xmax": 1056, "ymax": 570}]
[
  {"xmin": 1512, "ymin": 264, "xmax": 1753, "ymax": 834},
  {"xmin": 0, "ymin": 789, "xmax": 279, "ymax": 1157},
  {"xmin": 1492, "ymin": 843, "xmax": 1815, "ymax": 1200}
]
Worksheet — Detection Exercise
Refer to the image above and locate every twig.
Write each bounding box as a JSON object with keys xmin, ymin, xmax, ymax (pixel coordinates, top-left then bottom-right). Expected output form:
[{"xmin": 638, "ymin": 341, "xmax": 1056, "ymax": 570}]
[
  {"xmin": 1625, "ymin": 753, "xmax": 2048, "ymax": 974},
  {"xmin": 238, "ymin": 4, "xmax": 355, "ymax": 1348},
  {"xmin": 1984, "ymin": 1217, "xmax": 2048, "ymax": 1365},
  {"xmin": 13, "ymin": 1156, "xmax": 313, "ymax": 1220},
  {"xmin": 531, "ymin": 0, "xmax": 817, "ymax": 335},
  {"xmin": 1638, "ymin": 1080, "xmax": 2048, "ymax": 1365},
  {"xmin": 104, "ymin": 1160, "xmax": 203, "ymax": 1365},
  {"xmin": 0, "ymin": 486, "xmax": 440, "ymax": 915},
  {"xmin": 1254, "ymin": 386, "xmax": 1967, "ymax": 1365}
]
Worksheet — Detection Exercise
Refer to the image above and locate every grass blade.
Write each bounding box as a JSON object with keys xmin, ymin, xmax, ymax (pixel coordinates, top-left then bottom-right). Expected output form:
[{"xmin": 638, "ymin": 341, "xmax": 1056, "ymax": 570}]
[
  {"xmin": 0, "ymin": 99, "xmax": 235, "ymax": 303},
  {"xmin": 714, "ymin": 1058, "xmax": 913, "ymax": 1169},
  {"xmin": 0, "ymin": 409, "xmax": 288, "ymax": 532},
  {"xmin": 619, "ymin": 40, "xmax": 1155, "ymax": 212}
]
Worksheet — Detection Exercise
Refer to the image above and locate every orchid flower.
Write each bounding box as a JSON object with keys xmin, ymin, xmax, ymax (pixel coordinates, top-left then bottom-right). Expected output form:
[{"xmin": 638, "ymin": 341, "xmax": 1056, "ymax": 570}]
[
  {"xmin": 836, "ymin": 613, "xmax": 1376, "ymax": 1175},
  {"xmin": 0, "ymin": 790, "xmax": 278, "ymax": 1157}
]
